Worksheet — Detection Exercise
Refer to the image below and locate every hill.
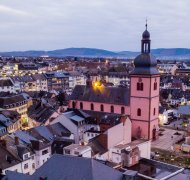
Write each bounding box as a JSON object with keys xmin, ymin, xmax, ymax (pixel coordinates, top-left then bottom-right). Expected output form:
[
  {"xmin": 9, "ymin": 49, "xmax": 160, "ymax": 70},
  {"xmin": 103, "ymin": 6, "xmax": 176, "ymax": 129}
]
[{"xmin": 1, "ymin": 48, "xmax": 190, "ymax": 59}]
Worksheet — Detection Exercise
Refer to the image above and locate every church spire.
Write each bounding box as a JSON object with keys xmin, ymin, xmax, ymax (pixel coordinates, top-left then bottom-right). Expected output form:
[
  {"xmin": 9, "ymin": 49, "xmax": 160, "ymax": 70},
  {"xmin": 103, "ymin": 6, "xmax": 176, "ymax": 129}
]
[{"xmin": 141, "ymin": 21, "xmax": 151, "ymax": 53}]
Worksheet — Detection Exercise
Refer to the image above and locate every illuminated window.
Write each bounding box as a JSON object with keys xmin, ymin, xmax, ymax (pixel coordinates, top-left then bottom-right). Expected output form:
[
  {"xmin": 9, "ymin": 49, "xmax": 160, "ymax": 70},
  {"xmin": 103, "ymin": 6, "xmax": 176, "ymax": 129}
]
[
  {"xmin": 80, "ymin": 102, "xmax": 83, "ymax": 109},
  {"xmin": 100, "ymin": 104, "xmax": 104, "ymax": 112},
  {"xmin": 121, "ymin": 107, "xmax": 125, "ymax": 114},
  {"xmin": 111, "ymin": 105, "xmax": 114, "ymax": 113},
  {"xmin": 137, "ymin": 108, "xmax": 141, "ymax": 116},
  {"xmin": 91, "ymin": 103, "xmax": 94, "ymax": 110}
]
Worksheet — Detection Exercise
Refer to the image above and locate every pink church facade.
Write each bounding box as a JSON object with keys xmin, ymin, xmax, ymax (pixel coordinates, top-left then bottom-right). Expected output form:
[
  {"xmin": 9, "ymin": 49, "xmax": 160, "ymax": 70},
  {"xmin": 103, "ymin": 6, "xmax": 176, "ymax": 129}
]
[
  {"xmin": 69, "ymin": 101, "xmax": 130, "ymax": 115},
  {"xmin": 69, "ymin": 25, "xmax": 160, "ymax": 140}
]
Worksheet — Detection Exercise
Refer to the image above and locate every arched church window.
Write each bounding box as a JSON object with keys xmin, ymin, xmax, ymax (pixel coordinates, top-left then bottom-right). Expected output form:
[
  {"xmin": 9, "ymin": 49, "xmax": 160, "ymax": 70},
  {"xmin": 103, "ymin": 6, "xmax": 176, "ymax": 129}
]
[
  {"xmin": 100, "ymin": 104, "xmax": 104, "ymax": 112},
  {"xmin": 111, "ymin": 105, "xmax": 114, "ymax": 113},
  {"xmin": 121, "ymin": 107, "xmax": 125, "ymax": 114},
  {"xmin": 72, "ymin": 101, "xmax": 76, "ymax": 109},
  {"xmin": 137, "ymin": 108, "xmax": 141, "ymax": 116},
  {"xmin": 80, "ymin": 102, "xmax": 83, "ymax": 109},
  {"xmin": 91, "ymin": 103, "xmax": 94, "ymax": 111}
]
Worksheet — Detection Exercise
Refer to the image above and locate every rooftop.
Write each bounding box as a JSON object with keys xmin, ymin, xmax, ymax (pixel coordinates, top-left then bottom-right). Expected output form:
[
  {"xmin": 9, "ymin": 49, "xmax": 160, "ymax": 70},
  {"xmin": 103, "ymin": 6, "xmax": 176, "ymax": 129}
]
[
  {"xmin": 128, "ymin": 158, "xmax": 183, "ymax": 180},
  {"xmin": 70, "ymin": 85, "xmax": 130, "ymax": 106},
  {"xmin": 64, "ymin": 144, "xmax": 91, "ymax": 152}
]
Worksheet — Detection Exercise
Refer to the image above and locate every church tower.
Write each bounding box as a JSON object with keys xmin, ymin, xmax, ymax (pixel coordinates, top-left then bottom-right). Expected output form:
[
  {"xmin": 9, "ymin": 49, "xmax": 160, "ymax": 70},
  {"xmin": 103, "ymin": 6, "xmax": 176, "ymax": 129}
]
[{"xmin": 130, "ymin": 23, "xmax": 160, "ymax": 140}]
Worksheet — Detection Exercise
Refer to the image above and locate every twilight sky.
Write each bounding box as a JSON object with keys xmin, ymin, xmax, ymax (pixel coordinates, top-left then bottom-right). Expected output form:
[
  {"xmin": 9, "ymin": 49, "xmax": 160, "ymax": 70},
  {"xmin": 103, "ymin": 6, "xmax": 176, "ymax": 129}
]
[{"xmin": 0, "ymin": 0, "xmax": 189, "ymax": 51}]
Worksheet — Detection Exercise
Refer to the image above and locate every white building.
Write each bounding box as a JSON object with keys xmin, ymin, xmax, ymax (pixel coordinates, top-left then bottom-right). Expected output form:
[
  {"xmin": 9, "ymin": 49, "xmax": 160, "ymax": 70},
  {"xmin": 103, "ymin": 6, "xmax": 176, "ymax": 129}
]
[
  {"xmin": 50, "ymin": 110, "xmax": 99, "ymax": 144},
  {"xmin": 63, "ymin": 144, "xmax": 92, "ymax": 158},
  {"xmin": 0, "ymin": 78, "xmax": 17, "ymax": 93}
]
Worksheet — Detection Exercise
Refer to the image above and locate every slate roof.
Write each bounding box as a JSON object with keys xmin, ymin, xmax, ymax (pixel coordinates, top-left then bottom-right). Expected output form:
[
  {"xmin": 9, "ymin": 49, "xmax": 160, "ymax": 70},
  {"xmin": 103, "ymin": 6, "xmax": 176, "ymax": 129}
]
[
  {"xmin": 4, "ymin": 154, "xmax": 124, "ymax": 180},
  {"xmin": 14, "ymin": 131, "xmax": 37, "ymax": 144},
  {"xmin": 3, "ymin": 171, "xmax": 30, "ymax": 180},
  {"xmin": 0, "ymin": 145, "xmax": 21, "ymax": 170},
  {"xmin": 70, "ymin": 85, "xmax": 130, "ymax": 106},
  {"xmin": 28, "ymin": 104, "xmax": 55, "ymax": 124},
  {"xmin": 178, "ymin": 105, "xmax": 190, "ymax": 115},
  {"xmin": 0, "ymin": 94, "xmax": 26, "ymax": 108},
  {"xmin": 0, "ymin": 79, "xmax": 13, "ymax": 87},
  {"xmin": 28, "ymin": 123, "xmax": 71, "ymax": 142},
  {"xmin": 131, "ymin": 53, "xmax": 159, "ymax": 75},
  {"xmin": 32, "ymin": 154, "xmax": 123, "ymax": 180}
]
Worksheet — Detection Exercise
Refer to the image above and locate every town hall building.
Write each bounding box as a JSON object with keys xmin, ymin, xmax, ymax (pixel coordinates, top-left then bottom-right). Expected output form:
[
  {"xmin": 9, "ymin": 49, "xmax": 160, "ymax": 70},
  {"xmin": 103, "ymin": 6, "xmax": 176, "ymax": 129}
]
[{"xmin": 69, "ymin": 24, "xmax": 160, "ymax": 140}]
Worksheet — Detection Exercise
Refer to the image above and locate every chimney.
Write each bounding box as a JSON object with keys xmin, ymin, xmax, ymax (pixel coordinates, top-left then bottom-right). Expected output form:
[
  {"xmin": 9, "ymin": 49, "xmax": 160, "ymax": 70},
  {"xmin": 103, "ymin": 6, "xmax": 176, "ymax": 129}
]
[
  {"xmin": 15, "ymin": 136, "xmax": 19, "ymax": 145},
  {"xmin": 120, "ymin": 115, "xmax": 127, "ymax": 125},
  {"xmin": 39, "ymin": 176, "xmax": 47, "ymax": 180}
]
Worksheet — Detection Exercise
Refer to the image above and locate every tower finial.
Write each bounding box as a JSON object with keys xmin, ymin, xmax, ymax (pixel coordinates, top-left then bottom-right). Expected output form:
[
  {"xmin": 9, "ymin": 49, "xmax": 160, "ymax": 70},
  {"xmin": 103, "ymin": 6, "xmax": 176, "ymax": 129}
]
[{"xmin": 145, "ymin": 18, "xmax": 148, "ymax": 30}]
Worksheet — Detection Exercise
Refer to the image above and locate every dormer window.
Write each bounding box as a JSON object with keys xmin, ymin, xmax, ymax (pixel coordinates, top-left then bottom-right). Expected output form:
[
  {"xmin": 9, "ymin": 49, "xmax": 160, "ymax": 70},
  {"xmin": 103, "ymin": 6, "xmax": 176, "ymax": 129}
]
[{"xmin": 24, "ymin": 153, "xmax": 29, "ymax": 160}]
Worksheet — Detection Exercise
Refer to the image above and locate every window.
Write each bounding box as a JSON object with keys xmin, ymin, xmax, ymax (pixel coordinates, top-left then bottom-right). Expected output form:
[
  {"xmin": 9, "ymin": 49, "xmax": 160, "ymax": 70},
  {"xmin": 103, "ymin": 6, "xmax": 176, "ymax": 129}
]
[
  {"xmin": 153, "ymin": 108, "xmax": 156, "ymax": 115},
  {"xmin": 72, "ymin": 101, "xmax": 76, "ymax": 109},
  {"xmin": 121, "ymin": 107, "xmax": 125, "ymax": 114},
  {"xmin": 111, "ymin": 105, "xmax": 114, "ymax": 113},
  {"xmin": 42, "ymin": 149, "xmax": 48, "ymax": 155},
  {"xmin": 137, "ymin": 82, "xmax": 143, "ymax": 91},
  {"xmin": 74, "ymin": 151, "xmax": 79, "ymax": 155},
  {"xmin": 100, "ymin": 104, "xmax": 104, "ymax": 112},
  {"xmin": 24, "ymin": 154, "xmax": 29, "ymax": 160},
  {"xmin": 24, "ymin": 163, "xmax": 28, "ymax": 169},
  {"xmin": 91, "ymin": 103, "xmax": 94, "ymax": 111},
  {"xmin": 137, "ymin": 108, "xmax": 141, "ymax": 116},
  {"xmin": 32, "ymin": 163, "xmax": 35, "ymax": 169},
  {"xmin": 64, "ymin": 150, "xmax": 70, "ymax": 154},
  {"xmin": 154, "ymin": 81, "xmax": 157, "ymax": 90},
  {"xmin": 80, "ymin": 102, "xmax": 83, "ymax": 109}
]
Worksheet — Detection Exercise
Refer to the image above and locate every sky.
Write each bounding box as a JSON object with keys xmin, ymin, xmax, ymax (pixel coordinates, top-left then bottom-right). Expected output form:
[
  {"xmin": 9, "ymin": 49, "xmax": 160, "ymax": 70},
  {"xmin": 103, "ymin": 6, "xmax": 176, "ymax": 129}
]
[{"xmin": 0, "ymin": 0, "xmax": 190, "ymax": 52}]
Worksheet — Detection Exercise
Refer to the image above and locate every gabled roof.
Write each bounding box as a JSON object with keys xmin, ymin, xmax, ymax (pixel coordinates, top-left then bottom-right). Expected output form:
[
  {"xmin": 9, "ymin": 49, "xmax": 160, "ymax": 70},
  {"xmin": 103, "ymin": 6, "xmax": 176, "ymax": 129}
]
[
  {"xmin": 32, "ymin": 154, "xmax": 123, "ymax": 180},
  {"xmin": 0, "ymin": 94, "xmax": 26, "ymax": 107},
  {"xmin": 178, "ymin": 105, "xmax": 190, "ymax": 115},
  {"xmin": 70, "ymin": 85, "xmax": 130, "ymax": 106},
  {"xmin": 0, "ymin": 79, "xmax": 13, "ymax": 87},
  {"xmin": 0, "ymin": 145, "xmax": 21, "ymax": 170}
]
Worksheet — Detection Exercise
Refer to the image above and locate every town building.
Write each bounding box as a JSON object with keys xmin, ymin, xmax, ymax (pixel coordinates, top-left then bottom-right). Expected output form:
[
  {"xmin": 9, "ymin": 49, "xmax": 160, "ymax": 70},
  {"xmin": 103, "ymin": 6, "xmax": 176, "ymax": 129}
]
[
  {"xmin": 0, "ymin": 94, "xmax": 28, "ymax": 126},
  {"xmin": 0, "ymin": 78, "xmax": 17, "ymax": 93},
  {"xmin": 69, "ymin": 25, "xmax": 160, "ymax": 140},
  {"xmin": 44, "ymin": 71, "xmax": 69, "ymax": 91}
]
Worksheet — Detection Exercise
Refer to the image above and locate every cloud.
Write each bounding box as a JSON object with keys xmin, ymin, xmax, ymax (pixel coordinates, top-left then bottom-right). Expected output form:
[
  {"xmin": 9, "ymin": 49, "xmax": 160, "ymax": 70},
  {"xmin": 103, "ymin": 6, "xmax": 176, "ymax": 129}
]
[
  {"xmin": 0, "ymin": 0, "xmax": 189, "ymax": 51},
  {"xmin": 0, "ymin": 4, "xmax": 28, "ymax": 16}
]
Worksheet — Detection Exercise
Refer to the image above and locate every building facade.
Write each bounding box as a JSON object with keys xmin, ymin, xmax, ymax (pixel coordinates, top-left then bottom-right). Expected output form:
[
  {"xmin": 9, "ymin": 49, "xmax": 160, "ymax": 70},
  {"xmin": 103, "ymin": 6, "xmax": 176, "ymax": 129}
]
[{"xmin": 69, "ymin": 25, "xmax": 160, "ymax": 140}]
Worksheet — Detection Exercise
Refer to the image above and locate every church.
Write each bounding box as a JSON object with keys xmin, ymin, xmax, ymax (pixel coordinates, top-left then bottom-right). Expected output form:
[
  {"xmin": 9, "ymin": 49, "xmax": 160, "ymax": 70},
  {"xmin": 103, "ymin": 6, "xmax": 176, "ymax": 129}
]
[{"xmin": 69, "ymin": 24, "xmax": 160, "ymax": 140}]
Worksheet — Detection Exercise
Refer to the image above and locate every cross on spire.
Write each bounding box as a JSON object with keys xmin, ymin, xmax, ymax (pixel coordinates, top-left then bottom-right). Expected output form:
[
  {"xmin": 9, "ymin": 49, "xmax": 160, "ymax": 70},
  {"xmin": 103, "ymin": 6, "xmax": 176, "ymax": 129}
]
[{"xmin": 145, "ymin": 18, "xmax": 148, "ymax": 30}]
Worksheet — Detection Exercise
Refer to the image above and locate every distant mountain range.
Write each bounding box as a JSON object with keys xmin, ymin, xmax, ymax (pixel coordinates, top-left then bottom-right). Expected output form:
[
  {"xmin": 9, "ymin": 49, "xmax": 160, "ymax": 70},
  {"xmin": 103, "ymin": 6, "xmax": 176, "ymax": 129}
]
[{"xmin": 1, "ymin": 48, "xmax": 190, "ymax": 59}]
